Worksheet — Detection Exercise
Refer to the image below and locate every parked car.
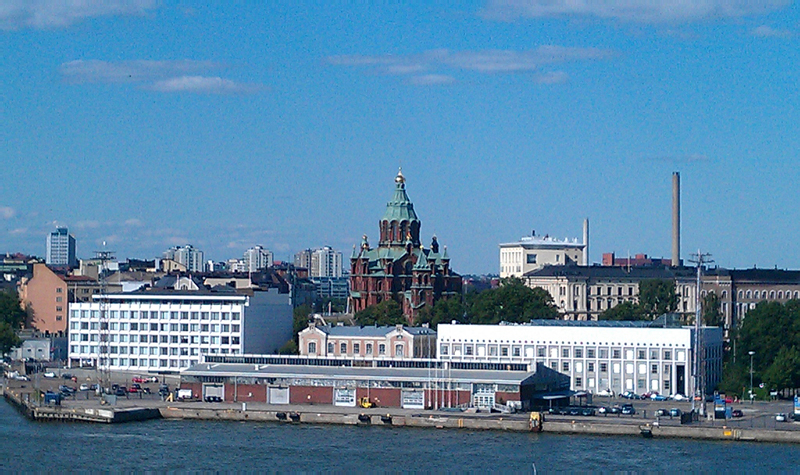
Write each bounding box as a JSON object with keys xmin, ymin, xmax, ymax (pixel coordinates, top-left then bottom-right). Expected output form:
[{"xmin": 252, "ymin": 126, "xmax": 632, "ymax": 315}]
[
  {"xmin": 581, "ymin": 407, "xmax": 596, "ymax": 417},
  {"xmin": 129, "ymin": 383, "xmax": 142, "ymax": 393},
  {"xmin": 61, "ymin": 373, "xmax": 73, "ymax": 380},
  {"xmin": 655, "ymin": 409, "xmax": 669, "ymax": 417},
  {"xmin": 670, "ymin": 408, "xmax": 682, "ymax": 418},
  {"xmin": 672, "ymin": 393, "xmax": 687, "ymax": 401},
  {"xmin": 732, "ymin": 409, "xmax": 744, "ymax": 418},
  {"xmin": 146, "ymin": 376, "xmax": 159, "ymax": 383},
  {"xmin": 610, "ymin": 405, "xmax": 622, "ymax": 415},
  {"xmin": 115, "ymin": 387, "xmax": 127, "ymax": 397},
  {"xmin": 595, "ymin": 389, "xmax": 614, "ymax": 397},
  {"xmin": 14, "ymin": 375, "xmax": 30, "ymax": 381},
  {"xmin": 621, "ymin": 391, "xmax": 639, "ymax": 400},
  {"xmin": 568, "ymin": 406, "xmax": 581, "ymax": 416},
  {"xmin": 204, "ymin": 395, "xmax": 222, "ymax": 403},
  {"xmin": 131, "ymin": 376, "xmax": 147, "ymax": 384},
  {"xmin": 621, "ymin": 404, "xmax": 636, "ymax": 415},
  {"xmin": 79, "ymin": 383, "xmax": 91, "ymax": 391},
  {"xmin": 598, "ymin": 406, "xmax": 609, "ymax": 415},
  {"xmin": 59, "ymin": 384, "xmax": 75, "ymax": 394},
  {"xmin": 43, "ymin": 372, "xmax": 56, "ymax": 378},
  {"xmin": 651, "ymin": 394, "xmax": 668, "ymax": 401},
  {"xmin": 776, "ymin": 413, "xmax": 787, "ymax": 422}
]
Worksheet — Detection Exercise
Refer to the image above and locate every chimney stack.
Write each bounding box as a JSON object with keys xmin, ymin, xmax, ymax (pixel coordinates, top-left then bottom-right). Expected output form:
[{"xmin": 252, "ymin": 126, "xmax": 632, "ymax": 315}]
[
  {"xmin": 582, "ymin": 218, "xmax": 589, "ymax": 266},
  {"xmin": 671, "ymin": 172, "xmax": 680, "ymax": 266}
]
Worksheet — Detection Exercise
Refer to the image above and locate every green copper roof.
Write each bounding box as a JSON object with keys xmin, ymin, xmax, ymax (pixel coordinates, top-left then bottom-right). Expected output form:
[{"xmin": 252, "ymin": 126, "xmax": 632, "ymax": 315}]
[{"xmin": 382, "ymin": 169, "xmax": 419, "ymax": 223}]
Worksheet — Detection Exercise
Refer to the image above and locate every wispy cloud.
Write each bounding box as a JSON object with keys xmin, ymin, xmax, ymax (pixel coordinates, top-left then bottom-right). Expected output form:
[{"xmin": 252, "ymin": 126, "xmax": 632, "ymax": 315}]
[
  {"xmin": 0, "ymin": 206, "xmax": 15, "ymax": 219},
  {"xmin": 329, "ymin": 47, "xmax": 612, "ymax": 85},
  {"xmin": 751, "ymin": 25, "xmax": 792, "ymax": 38},
  {"xmin": 533, "ymin": 71, "xmax": 569, "ymax": 84},
  {"xmin": 59, "ymin": 60, "xmax": 264, "ymax": 95},
  {"xmin": 124, "ymin": 218, "xmax": 143, "ymax": 227},
  {"xmin": 148, "ymin": 76, "xmax": 263, "ymax": 94},
  {"xmin": 406, "ymin": 74, "xmax": 456, "ymax": 86},
  {"xmin": 0, "ymin": 0, "xmax": 156, "ymax": 30},
  {"xmin": 9, "ymin": 228, "xmax": 27, "ymax": 236},
  {"xmin": 60, "ymin": 60, "xmax": 222, "ymax": 84},
  {"xmin": 482, "ymin": 0, "xmax": 791, "ymax": 23}
]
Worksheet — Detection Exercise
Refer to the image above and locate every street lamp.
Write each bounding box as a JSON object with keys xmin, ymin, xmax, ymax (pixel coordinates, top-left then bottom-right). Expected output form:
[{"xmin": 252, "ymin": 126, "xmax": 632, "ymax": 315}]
[{"xmin": 748, "ymin": 351, "xmax": 755, "ymax": 405}]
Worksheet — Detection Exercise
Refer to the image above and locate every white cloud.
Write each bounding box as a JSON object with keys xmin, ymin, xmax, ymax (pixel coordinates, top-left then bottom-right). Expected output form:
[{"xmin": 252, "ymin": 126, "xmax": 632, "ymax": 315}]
[
  {"xmin": 482, "ymin": 0, "xmax": 791, "ymax": 23},
  {"xmin": 533, "ymin": 71, "xmax": 569, "ymax": 84},
  {"xmin": 124, "ymin": 218, "xmax": 143, "ymax": 227},
  {"xmin": 0, "ymin": 0, "xmax": 156, "ymax": 30},
  {"xmin": 9, "ymin": 228, "xmax": 27, "ymax": 235},
  {"xmin": 148, "ymin": 76, "xmax": 263, "ymax": 94},
  {"xmin": 0, "ymin": 206, "xmax": 15, "ymax": 219},
  {"xmin": 60, "ymin": 60, "xmax": 221, "ymax": 84},
  {"xmin": 75, "ymin": 220, "xmax": 100, "ymax": 229},
  {"xmin": 407, "ymin": 74, "xmax": 456, "ymax": 85},
  {"xmin": 751, "ymin": 25, "xmax": 792, "ymax": 37},
  {"xmin": 329, "ymin": 47, "xmax": 611, "ymax": 83}
]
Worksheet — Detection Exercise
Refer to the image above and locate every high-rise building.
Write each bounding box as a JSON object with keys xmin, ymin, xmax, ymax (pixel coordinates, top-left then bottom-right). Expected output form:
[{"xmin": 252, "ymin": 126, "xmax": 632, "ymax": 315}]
[
  {"xmin": 46, "ymin": 227, "xmax": 77, "ymax": 268},
  {"xmin": 243, "ymin": 246, "xmax": 273, "ymax": 273},
  {"xmin": 162, "ymin": 245, "xmax": 204, "ymax": 273},
  {"xmin": 311, "ymin": 247, "xmax": 342, "ymax": 278},
  {"xmin": 294, "ymin": 249, "xmax": 312, "ymax": 273}
]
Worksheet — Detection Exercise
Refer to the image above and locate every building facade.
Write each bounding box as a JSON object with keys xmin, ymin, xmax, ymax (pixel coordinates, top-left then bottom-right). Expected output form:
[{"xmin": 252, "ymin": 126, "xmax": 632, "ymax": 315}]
[
  {"xmin": 298, "ymin": 322, "xmax": 436, "ymax": 359},
  {"xmin": 243, "ymin": 246, "xmax": 273, "ymax": 273},
  {"xmin": 500, "ymin": 231, "xmax": 587, "ymax": 279},
  {"xmin": 523, "ymin": 265, "xmax": 700, "ymax": 321},
  {"xmin": 163, "ymin": 245, "xmax": 204, "ymax": 273},
  {"xmin": 349, "ymin": 170, "xmax": 462, "ymax": 323},
  {"xmin": 437, "ymin": 320, "xmax": 723, "ymax": 398},
  {"xmin": 311, "ymin": 246, "xmax": 343, "ymax": 278},
  {"xmin": 67, "ymin": 288, "xmax": 293, "ymax": 372},
  {"xmin": 46, "ymin": 227, "xmax": 77, "ymax": 268}
]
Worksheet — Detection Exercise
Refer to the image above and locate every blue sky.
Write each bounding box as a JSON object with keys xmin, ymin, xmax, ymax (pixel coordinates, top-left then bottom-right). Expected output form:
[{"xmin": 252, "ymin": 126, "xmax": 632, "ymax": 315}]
[{"xmin": 2, "ymin": 1, "xmax": 799, "ymax": 274}]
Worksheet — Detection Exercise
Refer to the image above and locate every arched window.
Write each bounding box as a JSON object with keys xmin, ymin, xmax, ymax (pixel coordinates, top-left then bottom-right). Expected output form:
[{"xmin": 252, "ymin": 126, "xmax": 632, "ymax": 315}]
[
  {"xmin": 722, "ymin": 290, "xmax": 727, "ymax": 299},
  {"xmin": 770, "ymin": 290, "xmax": 776, "ymax": 300},
  {"xmin": 738, "ymin": 290, "xmax": 743, "ymax": 299},
  {"xmin": 778, "ymin": 291, "xmax": 783, "ymax": 299},
  {"xmin": 746, "ymin": 290, "xmax": 751, "ymax": 299}
]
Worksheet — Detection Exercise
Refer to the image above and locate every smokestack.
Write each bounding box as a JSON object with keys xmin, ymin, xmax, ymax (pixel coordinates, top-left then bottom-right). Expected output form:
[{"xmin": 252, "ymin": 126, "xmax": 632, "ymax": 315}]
[
  {"xmin": 582, "ymin": 218, "xmax": 589, "ymax": 266},
  {"xmin": 671, "ymin": 172, "xmax": 680, "ymax": 266}
]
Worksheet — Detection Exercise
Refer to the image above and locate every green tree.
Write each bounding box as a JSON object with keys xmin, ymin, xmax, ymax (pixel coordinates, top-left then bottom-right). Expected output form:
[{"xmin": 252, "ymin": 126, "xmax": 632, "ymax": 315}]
[
  {"xmin": 0, "ymin": 290, "xmax": 24, "ymax": 355},
  {"xmin": 467, "ymin": 277, "xmax": 558, "ymax": 324},
  {"xmin": 761, "ymin": 346, "xmax": 800, "ymax": 393},
  {"xmin": 416, "ymin": 297, "xmax": 467, "ymax": 329},
  {"xmin": 598, "ymin": 301, "xmax": 648, "ymax": 321},
  {"xmin": 277, "ymin": 339, "xmax": 298, "ymax": 355},
  {"xmin": 638, "ymin": 279, "xmax": 679, "ymax": 319},
  {"xmin": 354, "ymin": 299, "xmax": 406, "ymax": 326},
  {"xmin": 702, "ymin": 292, "xmax": 723, "ymax": 327}
]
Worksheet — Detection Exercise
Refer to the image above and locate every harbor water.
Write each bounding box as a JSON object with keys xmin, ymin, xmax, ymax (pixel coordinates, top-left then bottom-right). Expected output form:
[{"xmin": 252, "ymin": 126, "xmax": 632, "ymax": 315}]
[{"xmin": 1, "ymin": 402, "xmax": 798, "ymax": 472}]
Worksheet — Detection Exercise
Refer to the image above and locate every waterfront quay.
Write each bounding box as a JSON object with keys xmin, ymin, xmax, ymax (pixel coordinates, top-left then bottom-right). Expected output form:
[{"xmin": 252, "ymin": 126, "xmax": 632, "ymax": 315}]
[{"xmin": 4, "ymin": 371, "xmax": 800, "ymax": 444}]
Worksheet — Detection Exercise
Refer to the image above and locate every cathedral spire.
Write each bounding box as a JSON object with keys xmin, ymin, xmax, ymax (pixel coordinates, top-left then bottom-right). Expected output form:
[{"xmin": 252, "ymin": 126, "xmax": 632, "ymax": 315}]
[{"xmin": 380, "ymin": 170, "xmax": 420, "ymax": 247}]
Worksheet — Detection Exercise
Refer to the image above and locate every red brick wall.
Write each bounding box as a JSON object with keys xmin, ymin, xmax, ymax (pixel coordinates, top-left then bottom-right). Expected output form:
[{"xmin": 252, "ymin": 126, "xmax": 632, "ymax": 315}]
[
  {"xmin": 289, "ymin": 385, "xmax": 333, "ymax": 405},
  {"xmin": 224, "ymin": 384, "xmax": 266, "ymax": 402},
  {"xmin": 356, "ymin": 387, "xmax": 401, "ymax": 408},
  {"xmin": 495, "ymin": 391, "xmax": 520, "ymax": 403},
  {"xmin": 180, "ymin": 382, "xmax": 202, "ymax": 399}
]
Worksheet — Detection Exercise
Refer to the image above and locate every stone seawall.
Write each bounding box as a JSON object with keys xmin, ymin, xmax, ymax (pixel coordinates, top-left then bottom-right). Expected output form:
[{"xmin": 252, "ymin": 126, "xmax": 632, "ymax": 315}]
[{"xmin": 159, "ymin": 406, "xmax": 800, "ymax": 443}]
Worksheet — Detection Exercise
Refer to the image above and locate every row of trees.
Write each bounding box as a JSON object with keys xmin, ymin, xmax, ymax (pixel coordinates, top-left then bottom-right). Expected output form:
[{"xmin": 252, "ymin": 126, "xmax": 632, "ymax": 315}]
[
  {"xmin": 718, "ymin": 300, "xmax": 800, "ymax": 397},
  {"xmin": 354, "ymin": 277, "xmax": 558, "ymax": 328},
  {"xmin": 0, "ymin": 290, "xmax": 25, "ymax": 355}
]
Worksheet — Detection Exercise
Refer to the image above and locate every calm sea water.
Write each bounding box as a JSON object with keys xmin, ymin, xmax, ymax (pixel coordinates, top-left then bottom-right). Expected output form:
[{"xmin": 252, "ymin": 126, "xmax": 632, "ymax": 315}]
[{"xmin": 1, "ymin": 401, "xmax": 799, "ymax": 472}]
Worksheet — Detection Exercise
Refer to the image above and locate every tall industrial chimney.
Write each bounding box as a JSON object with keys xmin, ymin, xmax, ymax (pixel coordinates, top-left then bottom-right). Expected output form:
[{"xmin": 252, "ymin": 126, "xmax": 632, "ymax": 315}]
[
  {"xmin": 671, "ymin": 172, "xmax": 680, "ymax": 266},
  {"xmin": 582, "ymin": 218, "xmax": 589, "ymax": 266}
]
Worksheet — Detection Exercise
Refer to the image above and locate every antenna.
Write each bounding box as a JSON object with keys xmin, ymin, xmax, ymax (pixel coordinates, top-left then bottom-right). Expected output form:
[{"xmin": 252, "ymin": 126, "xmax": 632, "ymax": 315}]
[
  {"xmin": 94, "ymin": 245, "xmax": 115, "ymax": 394},
  {"xmin": 688, "ymin": 250, "xmax": 713, "ymax": 418}
]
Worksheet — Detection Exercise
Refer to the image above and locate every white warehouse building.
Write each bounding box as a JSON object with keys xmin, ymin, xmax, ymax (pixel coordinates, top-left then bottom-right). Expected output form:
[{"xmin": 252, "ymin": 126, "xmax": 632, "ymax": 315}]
[
  {"xmin": 436, "ymin": 318, "xmax": 723, "ymax": 398},
  {"xmin": 68, "ymin": 289, "xmax": 293, "ymax": 372}
]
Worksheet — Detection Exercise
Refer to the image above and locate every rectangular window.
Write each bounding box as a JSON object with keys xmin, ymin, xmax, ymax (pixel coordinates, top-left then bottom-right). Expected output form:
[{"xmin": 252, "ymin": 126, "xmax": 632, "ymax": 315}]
[
  {"xmin": 221, "ymin": 336, "xmax": 229, "ymax": 345},
  {"xmin": 222, "ymin": 312, "xmax": 230, "ymax": 320},
  {"xmin": 562, "ymin": 348, "xmax": 570, "ymax": 358},
  {"xmin": 664, "ymin": 351, "xmax": 671, "ymax": 360},
  {"xmin": 600, "ymin": 363, "xmax": 608, "ymax": 373},
  {"xmin": 340, "ymin": 342, "xmax": 347, "ymax": 354},
  {"xmin": 562, "ymin": 361, "xmax": 570, "ymax": 372},
  {"xmin": 366, "ymin": 343, "xmax": 373, "ymax": 354},
  {"xmin": 612, "ymin": 349, "xmax": 621, "ymax": 359},
  {"xmin": 180, "ymin": 312, "xmax": 189, "ymax": 320},
  {"xmin": 587, "ymin": 348, "xmax": 596, "ymax": 358},
  {"xmin": 191, "ymin": 312, "xmax": 199, "ymax": 320},
  {"xmin": 638, "ymin": 349, "xmax": 646, "ymax": 359},
  {"xmin": 221, "ymin": 324, "xmax": 229, "ymax": 332},
  {"xmin": 575, "ymin": 376, "xmax": 582, "ymax": 387},
  {"xmin": 160, "ymin": 335, "xmax": 168, "ymax": 343},
  {"xmin": 353, "ymin": 343, "xmax": 360, "ymax": 354},
  {"xmin": 439, "ymin": 344, "xmax": 447, "ymax": 356},
  {"xmin": 327, "ymin": 343, "xmax": 334, "ymax": 353},
  {"xmin": 599, "ymin": 348, "xmax": 608, "ymax": 359},
  {"xmin": 308, "ymin": 342, "xmax": 317, "ymax": 354},
  {"xmin": 395, "ymin": 344, "xmax": 404, "ymax": 357},
  {"xmin": 588, "ymin": 362, "xmax": 595, "ymax": 372},
  {"xmin": 650, "ymin": 350, "xmax": 658, "ymax": 359},
  {"xmin": 211, "ymin": 312, "xmax": 220, "ymax": 320},
  {"xmin": 181, "ymin": 324, "xmax": 189, "ymax": 332},
  {"xmin": 651, "ymin": 364, "xmax": 658, "ymax": 374},
  {"xmin": 574, "ymin": 348, "xmax": 583, "ymax": 358},
  {"xmin": 379, "ymin": 344, "xmax": 386, "ymax": 355},
  {"xmin": 537, "ymin": 347, "xmax": 546, "ymax": 357},
  {"xmin": 232, "ymin": 312, "xmax": 240, "ymax": 320},
  {"xmin": 512, "ymin": 346, "xmax": 521, "ymax": 357}
]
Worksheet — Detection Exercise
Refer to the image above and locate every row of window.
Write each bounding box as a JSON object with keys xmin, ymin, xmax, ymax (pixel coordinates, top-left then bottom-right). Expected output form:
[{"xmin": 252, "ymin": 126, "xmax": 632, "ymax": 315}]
[
  {"xmin": 70, "ymin": 321, "xmax": 240, "ymax": 333},
  {"xmin": 440, "ymin": 345, "xmax": 679, "ymax": 361},
  {"xmin": 75, "ymin": 358, "xmax": 199, "ymax": 368},
  {"xmin": 735, "ymin": 289, "xmax": 800, "ymax": 300},
  {"xmin": 70, "ymin": 345, "xmax": 238, "ymax": 356},
  {"xmin": 574, "ymin": 377, "xmax": 673, "ymax": 392},
  {"xmin": 70, "ymin": 333, "xmax": 241, "ymax": 345},
  {"xmin": 71, "ymin": 310, "xmax": 241, "ymax": 321},
  {"xmin": 308, "ymin": 341, "xmax": 404, "ymax": 357}
]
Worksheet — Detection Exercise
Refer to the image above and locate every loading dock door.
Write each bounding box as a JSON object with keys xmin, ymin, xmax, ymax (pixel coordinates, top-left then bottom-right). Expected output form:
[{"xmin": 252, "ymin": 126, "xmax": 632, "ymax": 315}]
[
  {"xmin": 334, "ymin": 388, "xmax": 356, "ymax": 407},
  {"xmin": 268, "ymin": 387, "xmax": 289, "ymax": 405},
  {"xmin": 401, "ymin": 390, "xmax": 425, "ymax": 409},
  {"xmin": 203, "ymin": 384, "xmax": 224, "ymax": 400}
]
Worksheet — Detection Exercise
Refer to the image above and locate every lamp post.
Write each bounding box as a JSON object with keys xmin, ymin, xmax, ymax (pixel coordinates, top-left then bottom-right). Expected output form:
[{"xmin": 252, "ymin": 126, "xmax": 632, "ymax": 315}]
[{"xmin": 748, "ymin": 351, "xmax": 755, "ymax": 405}]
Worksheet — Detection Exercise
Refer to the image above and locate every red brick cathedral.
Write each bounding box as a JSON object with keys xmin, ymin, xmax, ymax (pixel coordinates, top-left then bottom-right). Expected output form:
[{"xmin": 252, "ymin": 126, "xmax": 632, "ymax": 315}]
[{"xmin": 349, "ymin": 170, "xmax": 462, "ymax": 324}]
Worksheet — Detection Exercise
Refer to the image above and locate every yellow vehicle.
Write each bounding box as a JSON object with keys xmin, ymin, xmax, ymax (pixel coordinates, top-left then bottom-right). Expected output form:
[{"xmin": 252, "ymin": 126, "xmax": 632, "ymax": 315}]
[
  {"xmin": 358, "ymin": 397, "xmax": 375, "ymax": 408},
  {"xmin": 529, "ymin": 412, "xmax": 544, "ymax": 432}
]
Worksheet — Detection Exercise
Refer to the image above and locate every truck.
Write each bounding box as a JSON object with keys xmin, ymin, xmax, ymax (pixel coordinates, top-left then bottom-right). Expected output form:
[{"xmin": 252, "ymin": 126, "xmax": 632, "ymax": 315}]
[{"xmin": 177, "ymin": 388, "xmax": 193, "ymax": 401}]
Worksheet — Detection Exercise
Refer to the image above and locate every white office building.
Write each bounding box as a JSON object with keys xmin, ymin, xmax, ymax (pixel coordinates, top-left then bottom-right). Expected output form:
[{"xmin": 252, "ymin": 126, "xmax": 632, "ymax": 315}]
[
  {"xmin": 46, "ymin": 227, "xmax": 77, "ymax": 268},
  {"xmin": 67, "ymin": 289, "xmax": 293, "ymax": 372},
  {"xmin": 499, "ymin": 220, "xmax": 588, "ymax": 279},
  {"xmin": 243, "ymin": 246, "xmax": 273, "ymax": 272},
  {"xmin": 311, "ymin": 246, "xmax": 343, "ymax": 278},
  {"xmin": 436, "ymin": 319, "xmax": 723, "ymax": 398},
  {"xmin": 163, "ymin": 245, "xmax": 204, "ymax": 273}
]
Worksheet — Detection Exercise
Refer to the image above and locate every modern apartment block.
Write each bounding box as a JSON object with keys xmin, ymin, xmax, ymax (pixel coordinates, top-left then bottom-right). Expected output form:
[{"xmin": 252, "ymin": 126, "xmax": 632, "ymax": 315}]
[
  {"xmin": 67, "ymin": 288, "xmax": 293, "ymax": 372},
  {"xmin": 46, "ymin": 227, "xmax": 77, "ymax": 268},
  {"xmin": 162, "ymin": 245, "xmax": 204, "ymax": 273},
  {"xmin": 243, "ymin": 246, "xmax": 273, "ymax": 273},
  {"xmin": 499, "ymin": 220, "xmax": 588, "ymax": 279},
  {"xmin": 295, "ymin": 247, "xmax": 343, "ymax": 278},
  {"xmin": 436, "ymin": 320, "xmax": 723, "ymax": 398}
]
